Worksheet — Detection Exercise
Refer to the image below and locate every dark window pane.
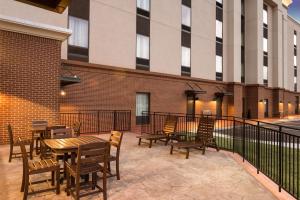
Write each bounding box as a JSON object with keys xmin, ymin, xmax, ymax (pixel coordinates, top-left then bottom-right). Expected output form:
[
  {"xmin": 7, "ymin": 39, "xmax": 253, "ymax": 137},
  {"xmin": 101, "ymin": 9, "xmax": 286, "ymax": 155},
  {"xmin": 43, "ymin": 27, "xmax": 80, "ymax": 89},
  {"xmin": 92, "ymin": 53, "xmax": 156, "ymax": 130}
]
[
  {"xmin": 263, "ymin": 27, "xmax": 268, "ymax": 39},
  {"xmin": 137, "ymin": 8, "xmax": 150, "ymax": 18},
  {"xmin": 137, "ymin": 16, "xmax": 150, "ymax": 36},
  {"xmin": 68, "ymin": 45, "xmax": 89, "ymax": 62},
  {"xmin": 216, "ymin": 42, "xmax": 223, "ymax": 56},
  {"xmin": 264, "ymin": 55, "xmax": 268, "ymax": 66},
  {"xmin": 182, "ymin": 0, "xmax": 191, "ymax": 7},
  {"xmin": 182, "ymin": 31, "xmax": 191, "ymax": 47},
  {"xmin": 216, "ymin": 7, "xmax": 223, "ymax": 21},
  {"xmin": 216, "ymin": 72, "xmax": 223, "ymax": 81}
]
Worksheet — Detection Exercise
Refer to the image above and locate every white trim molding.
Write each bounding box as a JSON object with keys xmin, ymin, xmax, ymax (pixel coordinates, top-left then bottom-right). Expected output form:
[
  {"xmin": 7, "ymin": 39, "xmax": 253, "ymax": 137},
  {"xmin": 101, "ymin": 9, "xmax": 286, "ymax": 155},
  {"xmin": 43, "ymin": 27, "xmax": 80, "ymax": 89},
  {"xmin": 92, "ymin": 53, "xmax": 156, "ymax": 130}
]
[{"xmin": 0, "ymin": 14, "xmax": 71, "ymax": 41}]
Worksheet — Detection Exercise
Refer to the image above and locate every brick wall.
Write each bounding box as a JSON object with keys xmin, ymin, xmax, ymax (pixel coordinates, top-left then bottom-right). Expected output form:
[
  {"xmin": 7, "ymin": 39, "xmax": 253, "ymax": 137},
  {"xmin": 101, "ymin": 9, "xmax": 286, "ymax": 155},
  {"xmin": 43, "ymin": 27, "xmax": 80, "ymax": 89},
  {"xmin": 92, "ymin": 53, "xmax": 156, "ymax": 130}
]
[
  {"xmin": 0, "ymin": 30, "xmax": 61, "ymax": 144},
  {"xmin": 60, "ymin": 61, "xmax": 236, "ymax": 132}
]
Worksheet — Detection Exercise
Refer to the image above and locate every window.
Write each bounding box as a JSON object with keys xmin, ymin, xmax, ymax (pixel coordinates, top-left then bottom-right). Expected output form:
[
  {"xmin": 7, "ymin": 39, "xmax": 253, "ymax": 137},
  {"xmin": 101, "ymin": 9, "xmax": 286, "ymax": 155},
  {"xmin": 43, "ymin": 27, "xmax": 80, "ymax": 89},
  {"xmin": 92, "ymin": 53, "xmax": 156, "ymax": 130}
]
[
  {"xmin": 68, "ymin": 16, "xmax": 89, "ymax": 48},
  {"xmin": 182, "ymin": 5, "xmax": 191, "ymax": 28},
  {"xmin": 294, "ymin": 77, "xmax": 297, "ymax": 84},
  {"xmin": 216, "ymin": 56, "xmax": 223, "ymax": 73},
  {"xmin": 136, "ymin": 93, "xmax": 150, "ymax": 125},
  {"xmin": 295, "ymin": 56, "xmax": 297, "ymax": 66},
  {"xmin": 294, "ymin": 34, "xmax": 297, "ymax": 46},
  {"xmin": 216, "ymin": 20, "xmax": 223, "ymax": 39},
  {"xmin": 263, "ymin": 66, "xmax": 268, "ymax": 81},
  {"xmin": 216, "ymin": 0, "xmax": 223, "ymax": 4},
  {"xmin": 263, "ymin": 38, "xmax": 268, "ymax": 52},
  {"xmin": 263, "ymin": 8, "xmax": 268, "ymax": 25},
  {"xmin": 136, "ymin": 34, "xmax": 150, "ymax": 60},
  {"xmin": 181, "ymin": 47, "xmax": 191, "ymax": 67},
  {"xmin": 137, "ymin": 0, "xmax": 150, "ymax": 11}
]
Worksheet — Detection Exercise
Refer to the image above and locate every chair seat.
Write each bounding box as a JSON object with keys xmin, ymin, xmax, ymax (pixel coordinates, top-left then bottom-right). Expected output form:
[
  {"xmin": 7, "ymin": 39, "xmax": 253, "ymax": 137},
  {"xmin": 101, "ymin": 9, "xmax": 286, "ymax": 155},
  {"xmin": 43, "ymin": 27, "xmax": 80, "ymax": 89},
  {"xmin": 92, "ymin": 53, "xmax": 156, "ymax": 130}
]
[
  {"xmin": 65, "ymin": 162, "xmax": 103, "ymax": 177},
  {"xmin": 171, "ymin": 141, "xmax": 203, "ymax": 148},
  {"xmin": 136, "ymin": 134, "xmax": 168, "ymax": 140},
  {"xmin": 29, "ymin": 159, "xmax": 59, "ymax": 174},
  {"xmin": 14, "ymin": 138, "xmax": 32, "ymax": 146}
]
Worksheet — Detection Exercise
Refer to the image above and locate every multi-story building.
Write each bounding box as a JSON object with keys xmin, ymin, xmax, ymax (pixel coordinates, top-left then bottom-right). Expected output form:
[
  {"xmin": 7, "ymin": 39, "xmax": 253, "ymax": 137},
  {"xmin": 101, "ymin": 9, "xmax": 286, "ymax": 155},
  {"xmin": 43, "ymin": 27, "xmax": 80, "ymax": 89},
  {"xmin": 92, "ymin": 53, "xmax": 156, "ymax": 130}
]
[{"xmin": 0, "ymin": 0, "xmax": 299, "ymax": 140}]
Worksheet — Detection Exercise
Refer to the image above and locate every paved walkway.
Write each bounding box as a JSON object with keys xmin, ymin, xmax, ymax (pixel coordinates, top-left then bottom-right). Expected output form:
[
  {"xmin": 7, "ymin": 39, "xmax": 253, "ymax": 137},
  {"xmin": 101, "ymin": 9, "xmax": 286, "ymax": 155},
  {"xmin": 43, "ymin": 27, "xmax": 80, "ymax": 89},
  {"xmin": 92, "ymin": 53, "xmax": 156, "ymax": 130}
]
[{"xmin": 0, "ymin": 133, "xmax": 277, "ymax": 200}]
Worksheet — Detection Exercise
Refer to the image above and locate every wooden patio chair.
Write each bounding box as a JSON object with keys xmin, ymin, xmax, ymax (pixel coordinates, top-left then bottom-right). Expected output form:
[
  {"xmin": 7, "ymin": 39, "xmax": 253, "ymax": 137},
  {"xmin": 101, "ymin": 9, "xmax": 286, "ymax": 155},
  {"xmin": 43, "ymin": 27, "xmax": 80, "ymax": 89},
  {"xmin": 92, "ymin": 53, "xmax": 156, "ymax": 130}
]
[
  {"xmin": 7, "ymin": 124, "xmax": 33, "ymax": 162},
  {"xmin": 19, "ymin": 138, "xmax": 60, "ymax": 200},
  {"xmin": 72, "ymin": 121, "xmax": 82, "ymax": 137},
  {"xmin": 31, "ymin": 120, "xmax": 48, "ymax": 155},
  {"xmin": 65, "ymin": 142, "xmax": 109, "ymax": 200},
  {"xmin": 170, "ymin": 116, "xmax": 219, "ymax": 159},
  {"xmin": 137, "ymin": 115, "xmax": 178, "ymax": 148},
  {"xmin": 108, "ymin": 131, "xmax": 124, "ymax": 180}
]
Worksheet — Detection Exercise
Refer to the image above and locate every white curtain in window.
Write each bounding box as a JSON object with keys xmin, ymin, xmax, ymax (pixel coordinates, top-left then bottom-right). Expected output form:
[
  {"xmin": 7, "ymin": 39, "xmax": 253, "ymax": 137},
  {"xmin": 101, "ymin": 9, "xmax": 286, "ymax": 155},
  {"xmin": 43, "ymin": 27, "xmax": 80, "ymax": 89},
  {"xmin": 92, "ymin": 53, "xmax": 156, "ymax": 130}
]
[
  {"xmin": 216, "ymin": 20, "xmax": 223, "ymax": 38},
  {"xmin": 263, "ymin": 66, "xmax": 268, "ymax": 80},
  {"xmin": 68, "ymin": 16, "xmax": 89, "ymax": 48},
  {"xmin": 216, "ymin": 56, "xmax": 223, "ymax": 73},
  {"xmin": 137, "ymin": 0, "xmax": 150, "ymax": 11},
  {"xmin": 136, "ymin": 34, "xmax": 150, "ymax": 59},
  {"xmin": 181, "ymin": 47, "xmax": 191, "ymax": 67},
  {"xmin": 294, "ymin": 34, "xmax": 297, "ymax": 46},
  {"xmin": 263, "ymin": 9, "xmax": 268, "ymax": 24},
  {"xmin": 263, "ymin": 38, "xmax": 268, "ymax": 52},
  {"xmin": 182, "ymin": 5, "xmax": 191, "ymax": 27},
  {"xmin": 294, "ymin": 56, "xmax": 297, "ymax": 66},
  {"xmin": 294, "ymin": 77, "xmax": 297, "ymax": 84},
  {"xmin": 216, "ymin": 0, "xmax": 223, "ymax": 4},
  {"xmin": 136, "ymin": 94, "xmax": 149, "ymax": 116}
]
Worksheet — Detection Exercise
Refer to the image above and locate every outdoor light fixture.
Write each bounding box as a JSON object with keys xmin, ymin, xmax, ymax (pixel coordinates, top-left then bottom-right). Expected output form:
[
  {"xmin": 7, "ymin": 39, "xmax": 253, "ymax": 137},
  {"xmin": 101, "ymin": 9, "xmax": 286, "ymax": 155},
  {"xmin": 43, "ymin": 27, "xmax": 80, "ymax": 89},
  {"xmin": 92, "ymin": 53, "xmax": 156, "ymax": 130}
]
[
  {"xmin": 60, "ymin": 90, "xmax": 66, "ymax": 96},
  {"xmin": 259, "ymin": 99, "xmax": 264, "ymax": 103}
]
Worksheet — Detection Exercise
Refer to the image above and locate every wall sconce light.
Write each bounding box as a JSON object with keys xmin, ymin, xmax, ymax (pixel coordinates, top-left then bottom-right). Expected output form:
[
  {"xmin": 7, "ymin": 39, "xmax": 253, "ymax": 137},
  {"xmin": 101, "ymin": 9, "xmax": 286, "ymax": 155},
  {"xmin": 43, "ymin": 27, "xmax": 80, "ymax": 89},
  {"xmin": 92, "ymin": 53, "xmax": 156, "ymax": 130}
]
[
  {"xmin": 259, "ymin": 99, "xmax": 264, "ymax": 103},
  {"xmin": 279, "ymin": 101, "xmax": 283, "ymax": 104},
  {"xmin": 60, "ymin": 90, "xmax": 66, "ymax": 96}
]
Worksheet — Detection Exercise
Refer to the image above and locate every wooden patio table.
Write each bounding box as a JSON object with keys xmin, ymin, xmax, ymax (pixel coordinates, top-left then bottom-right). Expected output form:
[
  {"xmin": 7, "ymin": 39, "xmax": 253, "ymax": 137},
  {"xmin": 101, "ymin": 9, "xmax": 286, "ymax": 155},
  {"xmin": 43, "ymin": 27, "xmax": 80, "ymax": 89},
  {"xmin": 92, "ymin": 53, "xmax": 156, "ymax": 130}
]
[{"xmin": 43, "ymin": 136, "xmax": 109, "ymax": 186}]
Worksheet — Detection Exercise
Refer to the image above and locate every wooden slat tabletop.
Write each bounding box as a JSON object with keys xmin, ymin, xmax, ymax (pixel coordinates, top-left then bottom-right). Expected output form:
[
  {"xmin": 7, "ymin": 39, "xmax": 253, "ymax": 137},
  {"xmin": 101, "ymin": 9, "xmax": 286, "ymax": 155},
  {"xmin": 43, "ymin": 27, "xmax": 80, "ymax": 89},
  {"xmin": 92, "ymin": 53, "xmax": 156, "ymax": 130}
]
[{"xmin": 43, "ymin": 136, "xmax": 108, "ymax": 153}]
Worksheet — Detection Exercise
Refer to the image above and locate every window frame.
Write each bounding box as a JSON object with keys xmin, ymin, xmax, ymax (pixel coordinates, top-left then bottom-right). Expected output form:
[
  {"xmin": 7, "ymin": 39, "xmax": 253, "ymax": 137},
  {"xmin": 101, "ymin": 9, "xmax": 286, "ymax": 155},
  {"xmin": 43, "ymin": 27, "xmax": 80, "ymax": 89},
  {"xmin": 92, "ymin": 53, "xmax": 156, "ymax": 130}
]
[{"xmin": 136, "ymin": 93, "xmax": 150, "ymax": 125}]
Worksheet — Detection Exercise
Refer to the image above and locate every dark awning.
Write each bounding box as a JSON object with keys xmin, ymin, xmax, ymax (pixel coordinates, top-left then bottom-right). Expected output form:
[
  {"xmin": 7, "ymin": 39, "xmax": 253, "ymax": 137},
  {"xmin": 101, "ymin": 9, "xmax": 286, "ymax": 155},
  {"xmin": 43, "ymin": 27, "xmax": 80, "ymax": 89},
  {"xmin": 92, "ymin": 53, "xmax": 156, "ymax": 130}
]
[
  {"xmin": 215, "ymin": 92, "xmax": 233, "ymax": 98},
  {"xmin": 60, "ymin": 76, "xmax": 80, "ymax": 87},
  {"xmin": 15, "ymin": 0, "xmax": 70, "ymax": 13},
  {"xmin": 185, "ymin": 90, "xmax": 207, "ymax": 96}
]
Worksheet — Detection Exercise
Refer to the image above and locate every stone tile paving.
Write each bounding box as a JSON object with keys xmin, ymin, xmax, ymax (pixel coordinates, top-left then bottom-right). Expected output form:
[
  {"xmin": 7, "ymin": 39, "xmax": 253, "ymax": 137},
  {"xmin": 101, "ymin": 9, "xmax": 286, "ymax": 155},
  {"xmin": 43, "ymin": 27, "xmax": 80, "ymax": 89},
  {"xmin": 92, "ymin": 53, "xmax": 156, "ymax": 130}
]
[{"xmin": 0, "ymin": 133, "xmax": 277, "ymax": 200}]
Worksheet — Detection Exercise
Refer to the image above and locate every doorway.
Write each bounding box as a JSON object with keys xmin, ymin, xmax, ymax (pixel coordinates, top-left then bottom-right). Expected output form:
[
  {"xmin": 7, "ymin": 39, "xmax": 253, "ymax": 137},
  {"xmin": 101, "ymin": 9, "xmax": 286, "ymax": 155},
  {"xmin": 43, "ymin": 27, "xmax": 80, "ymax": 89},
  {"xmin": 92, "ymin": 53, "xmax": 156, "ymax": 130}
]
[
  {"xmin": 295, "ymin": 96, "xmax": 299, "ymax": 114},
  {"xmin": 264, "ymin": 99, "xmax": 269, "ymax": 118}
]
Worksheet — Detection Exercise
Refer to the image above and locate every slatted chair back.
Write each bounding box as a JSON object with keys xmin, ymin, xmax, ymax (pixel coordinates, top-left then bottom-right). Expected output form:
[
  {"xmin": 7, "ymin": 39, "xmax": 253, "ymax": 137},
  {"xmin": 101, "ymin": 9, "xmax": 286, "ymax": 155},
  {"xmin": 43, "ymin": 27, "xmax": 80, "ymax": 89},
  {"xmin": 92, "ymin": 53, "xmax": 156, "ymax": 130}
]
[
  {"xmin": 72, "ymin": 121, "xmax": 81, "ymax": 137},
  {"xmin": 51, "ymin": 128, "xmax": 73, "ymax": 139},
  {"xmin": 196, "ymin": 117, "xmax": 215, "ymax": 142},
  {"xmin": 44, "ymin": 125, "xmax": 67, "ymax": 139},
  {"xmin": 162, "ymin": 116, "xmax": 178, "ymax": 135},
  {"xmin": 7, "ymin": 124, "xmax": 14, "ymax": 146},
  {"xmin": 76, "ymin": 142, "xmax": 109, "ymax": 175},
  {"xmin": 32, "ymin": 120, "xmax": 48, "ymax": 129},
  {"xmin": 109, "ymin": 131, "xmax": 123, "ymax": 154},
  {"xmin": 18, "ymin": 138, "xmax": 29, "ymax": 174}
]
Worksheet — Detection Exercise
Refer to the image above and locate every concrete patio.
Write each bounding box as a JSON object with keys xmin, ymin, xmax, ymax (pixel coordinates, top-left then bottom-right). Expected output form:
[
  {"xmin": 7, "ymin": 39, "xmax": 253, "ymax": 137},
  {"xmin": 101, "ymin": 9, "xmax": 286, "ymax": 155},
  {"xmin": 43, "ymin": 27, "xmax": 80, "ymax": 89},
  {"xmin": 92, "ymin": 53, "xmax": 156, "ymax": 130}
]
[{"xmin": 0, "ymin": 132, "xmax": 278, "ymax": 200}]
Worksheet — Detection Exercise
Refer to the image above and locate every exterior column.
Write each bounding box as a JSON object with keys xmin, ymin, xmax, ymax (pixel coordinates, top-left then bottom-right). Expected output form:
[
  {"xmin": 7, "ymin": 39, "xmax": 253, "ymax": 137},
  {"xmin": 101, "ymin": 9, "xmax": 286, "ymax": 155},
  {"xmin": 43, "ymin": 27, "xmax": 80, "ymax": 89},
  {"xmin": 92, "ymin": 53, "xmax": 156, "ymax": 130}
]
[
  {"xmin": 245, "ymin": 0, "xmax": 263, "ymax": 84},
  {"xmin": 225, "ymin": 0, "xmax": 241, "ymax": 83}
]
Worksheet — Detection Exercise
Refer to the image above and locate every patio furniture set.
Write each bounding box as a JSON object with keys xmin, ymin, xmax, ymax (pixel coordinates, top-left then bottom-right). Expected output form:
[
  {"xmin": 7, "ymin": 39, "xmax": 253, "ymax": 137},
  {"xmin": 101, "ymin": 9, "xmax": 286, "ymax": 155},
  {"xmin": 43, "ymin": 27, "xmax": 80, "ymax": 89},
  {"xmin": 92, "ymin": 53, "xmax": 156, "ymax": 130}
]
[
  {"xmin": 137, "ymin": 116, "xmax": 219, "ymax": 159},
  {"xmin": 7, "ymin": 121, "xmax": 124, "ymax": 200}
]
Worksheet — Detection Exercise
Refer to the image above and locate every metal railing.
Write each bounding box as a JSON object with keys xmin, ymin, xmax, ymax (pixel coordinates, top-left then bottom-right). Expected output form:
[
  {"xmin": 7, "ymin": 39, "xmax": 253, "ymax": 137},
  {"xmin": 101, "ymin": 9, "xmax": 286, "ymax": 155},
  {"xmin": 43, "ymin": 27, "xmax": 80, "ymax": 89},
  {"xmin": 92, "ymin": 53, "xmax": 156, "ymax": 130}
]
[
  {"xmin": 60, "ymin": 110, "xmax": 131, "ymax": 133},
  {"xmin": 141, "ymin": 112, "xmax": 300, "ymax": 199}
]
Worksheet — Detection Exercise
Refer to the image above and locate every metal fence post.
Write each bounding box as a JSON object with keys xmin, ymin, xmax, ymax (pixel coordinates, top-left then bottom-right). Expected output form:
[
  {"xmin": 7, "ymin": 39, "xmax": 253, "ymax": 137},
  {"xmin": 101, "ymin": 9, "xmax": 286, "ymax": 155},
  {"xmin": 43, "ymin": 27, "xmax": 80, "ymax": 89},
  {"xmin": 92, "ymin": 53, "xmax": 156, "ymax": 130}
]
[
  {"xmin": 242, "ymin": 118, "xmax": 246, "ymax": 162},
  {"xmin": 113, "ymin": 110, "xmax": 117, "ymax": 130},
  {"xmin": 232, "ymin": 117, "xmax": 236, "ymax": 154},
  {"xmin": 256, "ymin": 121, "xmax": 260, "ymax": 174},
  {"xmin": 153, "ymin": 112, "xmax": 156, "ymax": 134},
  {"xmin": 97, "ymin": 111, "xmax": 100, "ymax": 134},
  {"xmin": 279, "ymin": 126, "xmax": 282, "ymax": 192}
]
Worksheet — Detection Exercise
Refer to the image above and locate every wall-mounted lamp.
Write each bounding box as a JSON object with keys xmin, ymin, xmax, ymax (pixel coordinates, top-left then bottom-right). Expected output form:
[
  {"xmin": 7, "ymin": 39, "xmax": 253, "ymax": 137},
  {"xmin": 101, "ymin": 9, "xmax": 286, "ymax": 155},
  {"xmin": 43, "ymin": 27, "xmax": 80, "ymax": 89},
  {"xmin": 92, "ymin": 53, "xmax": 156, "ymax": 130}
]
[
  {"xmin": 279, "ymin": 101, "xmax": 283, "ymax": 104},
  {"xmin": 60, "ymin": 90, "xmax": 66, "ymax": 96},
  {"xmin": 259, "ymin": 99, "xmax": 264, "ymax": 103}
]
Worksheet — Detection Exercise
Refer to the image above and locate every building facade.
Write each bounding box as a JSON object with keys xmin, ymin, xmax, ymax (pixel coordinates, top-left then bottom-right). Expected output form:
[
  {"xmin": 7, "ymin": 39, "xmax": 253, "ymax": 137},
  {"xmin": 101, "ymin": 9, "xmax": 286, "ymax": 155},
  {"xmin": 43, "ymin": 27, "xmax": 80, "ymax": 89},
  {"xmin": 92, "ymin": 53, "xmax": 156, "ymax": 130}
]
[{"xmin": 0, "ymin": 0, "xmax": 300, "ymax": 141}]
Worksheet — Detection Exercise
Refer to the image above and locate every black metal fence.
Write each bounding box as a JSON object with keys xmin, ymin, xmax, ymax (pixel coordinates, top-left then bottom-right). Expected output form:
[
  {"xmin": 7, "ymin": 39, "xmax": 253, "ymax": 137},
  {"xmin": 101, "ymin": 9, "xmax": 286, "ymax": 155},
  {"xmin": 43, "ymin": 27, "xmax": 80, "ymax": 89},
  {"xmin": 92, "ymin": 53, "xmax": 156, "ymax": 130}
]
[
  {"xmin": 60, "ymin": 110, "xmax": 131, "ymax": 133},
  {"xmin": 141, "ymin": 112, "xmax": 300, "ymax": 199}
]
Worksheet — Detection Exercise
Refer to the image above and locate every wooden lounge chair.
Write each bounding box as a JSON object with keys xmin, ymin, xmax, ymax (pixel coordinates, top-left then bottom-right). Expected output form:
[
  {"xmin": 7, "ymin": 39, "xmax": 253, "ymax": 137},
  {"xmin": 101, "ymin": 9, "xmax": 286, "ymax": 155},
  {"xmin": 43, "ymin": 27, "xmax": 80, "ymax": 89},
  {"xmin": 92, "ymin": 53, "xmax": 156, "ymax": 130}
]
[
  {"xmin": 19, "ymin": 138, "xmax": 60, "ymax": 200},
  {"xmin": 108, "ymin": 131, "xmax": 124, "ymax": 180},
  {"xmin": 8, "ymin": 124, "xmax": 33, "ymax": 162},
  {"xmin": 170, "ymin": 116, "xmax": 219, "ymax": 159},
  {"xmin": 65, "ymin": 142, "xmax": 109, "ymax": 200},
  {"xmin": 137, "ymin": 115, "xmax": 177, "ymax": 148}
]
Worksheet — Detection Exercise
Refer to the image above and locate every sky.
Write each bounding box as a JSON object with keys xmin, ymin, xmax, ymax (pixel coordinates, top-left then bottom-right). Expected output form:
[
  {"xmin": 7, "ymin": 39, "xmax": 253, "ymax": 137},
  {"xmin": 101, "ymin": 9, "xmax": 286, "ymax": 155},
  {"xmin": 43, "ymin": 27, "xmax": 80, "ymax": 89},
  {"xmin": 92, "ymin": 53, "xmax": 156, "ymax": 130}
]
[{"xmin": 289, "ymin": 0, "xmax": 300, "ymax": 22}]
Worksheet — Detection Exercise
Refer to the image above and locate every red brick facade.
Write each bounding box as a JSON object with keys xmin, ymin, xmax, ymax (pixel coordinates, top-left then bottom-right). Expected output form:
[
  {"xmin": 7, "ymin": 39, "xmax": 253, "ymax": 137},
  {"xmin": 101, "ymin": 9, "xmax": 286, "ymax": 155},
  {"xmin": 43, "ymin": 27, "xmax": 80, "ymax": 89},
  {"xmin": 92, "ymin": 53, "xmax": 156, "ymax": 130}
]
[
  {"xmin": 60, "ymin": 60, "xmax": 300, "ymax": 132},
  {"xmin": 0, "ymin": 30, "xmax": 61, "ymax": 144}
]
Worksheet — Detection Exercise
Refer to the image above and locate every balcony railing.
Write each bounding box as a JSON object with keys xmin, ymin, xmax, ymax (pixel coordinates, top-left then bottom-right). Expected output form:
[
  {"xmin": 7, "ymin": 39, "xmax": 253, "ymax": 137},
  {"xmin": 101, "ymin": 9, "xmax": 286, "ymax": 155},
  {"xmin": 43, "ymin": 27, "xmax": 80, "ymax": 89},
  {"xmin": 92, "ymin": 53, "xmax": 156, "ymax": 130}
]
[
  {"xmin": 60, "ymin": 110, "xmax": 131, "ymax": 134},
  {"xmin": 141, "ymin": 112, "xmax": 300, "ymax": 199}
]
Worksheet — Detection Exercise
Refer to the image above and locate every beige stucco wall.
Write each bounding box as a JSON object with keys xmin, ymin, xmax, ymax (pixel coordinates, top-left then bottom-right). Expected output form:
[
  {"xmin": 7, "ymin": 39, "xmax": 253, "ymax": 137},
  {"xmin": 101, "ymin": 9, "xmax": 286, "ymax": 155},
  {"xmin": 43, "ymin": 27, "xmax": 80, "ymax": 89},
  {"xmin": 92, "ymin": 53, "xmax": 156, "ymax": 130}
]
[
  {"xmin": 191, "ymin": 0, "xmax": 216, "ymax": 80},
  {"xmin": 0, "ymin": 0, "xmax": 68, "ymax": 59},
  {"xmin": 89, "ymin": 0, "xmax": 136, "ymax": 69},
  {"xmin": 287, "ymin": 17, "xmax": 300, "ymax": 92},
  {"xmin": 150, "ymin": 0, "xmax": 181, "ymax": 75}
]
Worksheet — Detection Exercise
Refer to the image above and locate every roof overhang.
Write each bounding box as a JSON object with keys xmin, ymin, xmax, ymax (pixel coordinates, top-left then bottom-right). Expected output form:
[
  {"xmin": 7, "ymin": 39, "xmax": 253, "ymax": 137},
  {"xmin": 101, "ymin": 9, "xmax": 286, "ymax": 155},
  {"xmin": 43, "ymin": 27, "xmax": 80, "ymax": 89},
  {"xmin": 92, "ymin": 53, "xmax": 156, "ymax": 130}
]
[
  {"xmin": 60, "ymin": 76, "xmax": 81, "ymax": 87},
  {"xmin": 215, "ymin": 92, "xmax": 233, "ymax": 98},
  {"xmin": 15, "ymin": 0, "xmax": 70, "ymax": 14},
  {"xmin": 0, "ymin": 14, "xmax": 71, "ymax": 41},
  {"xmin": 282, "ymin": 0, "xmax": 293, "ymax": 8},
  {"xmin": 185, "ymin": 90, "xmax": 207, "ymax": 96}
]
